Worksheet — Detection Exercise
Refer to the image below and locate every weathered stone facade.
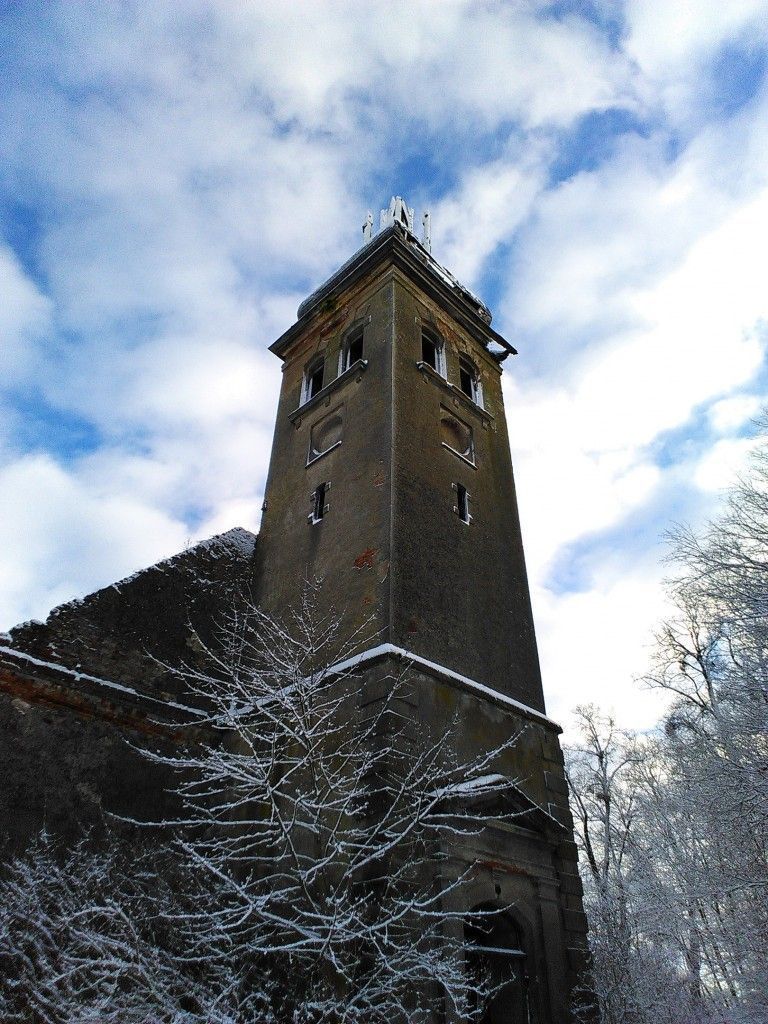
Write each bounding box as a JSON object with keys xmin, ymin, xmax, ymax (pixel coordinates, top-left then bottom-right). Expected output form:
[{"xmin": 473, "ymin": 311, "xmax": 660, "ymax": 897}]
[
  {"xmin": 256, "ymin": 226, "xmax": 542, "ymax": 710},
  {"xmin": 0, "ymin": 529, "xmax": 256, "ymax": 855},
  {"xmin": 0, "ymin": 220, "xmax": 588, "ymax": 1020}
]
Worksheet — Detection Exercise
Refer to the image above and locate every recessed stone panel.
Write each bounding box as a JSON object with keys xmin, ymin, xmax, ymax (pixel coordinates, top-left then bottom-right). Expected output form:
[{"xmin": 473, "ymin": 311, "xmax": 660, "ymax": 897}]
[
  {"xmin": 309, "ymin": 406, "xmax": 343, "ymax": 462},
  {"xmin": 439, "ymin": 407, "xmax": 474, "ymax": 462}
]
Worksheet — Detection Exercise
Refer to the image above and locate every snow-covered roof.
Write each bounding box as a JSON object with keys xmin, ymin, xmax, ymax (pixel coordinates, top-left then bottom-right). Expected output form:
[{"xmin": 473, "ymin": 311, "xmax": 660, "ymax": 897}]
[
  {"xmin": 5, "ymin": 527, "xmax": 258, "ymax": 707},
  {"xmin": 71, "ymin": 526, "xmax": 257, "ymax": 604},
  {"xmin": 296, "ymin": 222, "xmax": 493, "ymax": 325},
  {"xmin": 272, "ymin": 222, "xmax": 516, "ymax": 361}
]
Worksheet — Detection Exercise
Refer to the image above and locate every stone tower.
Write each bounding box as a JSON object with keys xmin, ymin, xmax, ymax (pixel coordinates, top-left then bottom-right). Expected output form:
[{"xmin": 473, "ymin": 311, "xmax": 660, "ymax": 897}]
[
  {"xmin": 0, "ymin": 197, "xmax": 588, "ymax": 1022},
  {"xmin": 254, "ymin": 200, "xmax": 589, "ymax": 1023}
]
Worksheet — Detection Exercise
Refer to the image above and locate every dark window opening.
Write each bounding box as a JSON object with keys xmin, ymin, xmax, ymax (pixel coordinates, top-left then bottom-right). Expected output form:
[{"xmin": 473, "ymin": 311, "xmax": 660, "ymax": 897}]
[
  {"xmin": 422, "ymin": 335, "xmax": 437, "ymax": 369},
  {"xmin": 304, "ymin": 359, "xmax": 325, "ymax": 403},
  {"xmin": 344, "ymin": 330, "xmax": 364, "ymax": 370},
  {"xmin": 459, "ymin": 359, "xmax": 474, "ymax": 397},
  {"xmin": 421, "ymin": 329, "xmax": 442, "ymax": 373},
  {"xmin": 456, "ymin": 483, "xmax": 470, "ymax": 524},
  {"xmin": 311, "ymin": 482, "xmax": 328, "ymax": 523},
  {"xmin": 459, "ymin": 356, "xmax": 481, "ymax": 405}
]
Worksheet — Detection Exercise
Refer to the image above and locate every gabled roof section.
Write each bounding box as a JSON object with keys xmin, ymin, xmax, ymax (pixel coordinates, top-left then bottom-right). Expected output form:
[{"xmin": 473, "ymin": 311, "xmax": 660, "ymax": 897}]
[
  {"xmin": 4, "ymin": 527, "xmax": 257, "ymax": 705},
  {"xmin": 270, "ymin": 222, "xmax": 517, "ymax": 361}
]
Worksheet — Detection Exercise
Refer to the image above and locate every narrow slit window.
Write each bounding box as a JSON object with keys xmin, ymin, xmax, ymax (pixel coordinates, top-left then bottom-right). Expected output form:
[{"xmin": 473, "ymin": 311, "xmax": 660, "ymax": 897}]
[
  {"xmin": 456, "ymin": 483, "xmax": 471, "ymax": 524},
  {"xmin": 310, "ymin": 481, "xmax": 328, "ymax": 523}
]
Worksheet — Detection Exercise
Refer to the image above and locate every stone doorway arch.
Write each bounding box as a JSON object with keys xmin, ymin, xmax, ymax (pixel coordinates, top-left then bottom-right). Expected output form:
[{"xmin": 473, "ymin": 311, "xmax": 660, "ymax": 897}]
[{"xmin": 465, "ymin": 903, "xmax": 533, "ymax": 1024}]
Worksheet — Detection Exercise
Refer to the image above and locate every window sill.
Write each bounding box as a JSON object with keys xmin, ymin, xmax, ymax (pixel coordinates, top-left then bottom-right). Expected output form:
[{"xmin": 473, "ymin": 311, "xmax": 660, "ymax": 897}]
[
  {"xmin": 442, "ymin": 442, "xmax": 477, "ymax": 469},
  {"xmin": 415, "ymin": 361, "xmax": 493, "ymax": 421},
  {"xmin": 290, "ymin": 359, "xmax": 368, "ymax": 423},
  {"xmin": 306, "ymin": 440, "xmax": 342, "ymax": 467}
]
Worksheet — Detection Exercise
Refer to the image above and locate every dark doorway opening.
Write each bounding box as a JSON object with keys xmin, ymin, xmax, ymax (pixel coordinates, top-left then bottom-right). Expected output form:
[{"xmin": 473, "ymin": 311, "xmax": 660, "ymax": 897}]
[{"xmin": 465, "ymin": 906, "xmax": 531, "ymax": 1023}]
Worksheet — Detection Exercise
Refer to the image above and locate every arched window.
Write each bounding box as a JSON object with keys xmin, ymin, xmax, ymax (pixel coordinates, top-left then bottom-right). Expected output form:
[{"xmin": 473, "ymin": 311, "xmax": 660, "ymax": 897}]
[
  {"xmin": 465, "ymin": 905, "xmax": 531, "ymax": 1024},
  {"xmin": 421, "ymin": 326, "xmax": 445, "ymax": 376},
  {"xmin": 341, "ymin": 326, "xmax": 364, "ymax": 372},
  {"xmin": 302, "ymin": 355, "xmax": 325, "ymax": 405},
  {"xmin": 458, "ymin": 355, "xmax": 483, "ymax": 406}
]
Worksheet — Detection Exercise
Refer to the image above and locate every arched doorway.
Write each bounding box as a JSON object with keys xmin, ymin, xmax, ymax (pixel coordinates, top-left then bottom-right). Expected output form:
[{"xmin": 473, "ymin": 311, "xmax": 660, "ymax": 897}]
[{"xmin": 465, "ymin": 904, "xmax": 532, "ymax": 1023}]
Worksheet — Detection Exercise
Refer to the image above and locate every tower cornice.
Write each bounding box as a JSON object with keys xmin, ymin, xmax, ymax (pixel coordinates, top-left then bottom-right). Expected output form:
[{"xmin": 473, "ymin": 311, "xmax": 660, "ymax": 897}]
[{"xmin": 269, "ymin": 223, "xmax": 517, "ymax": 361}]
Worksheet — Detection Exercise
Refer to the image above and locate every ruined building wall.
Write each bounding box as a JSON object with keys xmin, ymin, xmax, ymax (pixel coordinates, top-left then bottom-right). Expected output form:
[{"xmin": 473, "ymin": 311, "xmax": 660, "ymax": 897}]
[{"xmin": 0, "ymin": 528, "xmax": 256, "ymax": 856}]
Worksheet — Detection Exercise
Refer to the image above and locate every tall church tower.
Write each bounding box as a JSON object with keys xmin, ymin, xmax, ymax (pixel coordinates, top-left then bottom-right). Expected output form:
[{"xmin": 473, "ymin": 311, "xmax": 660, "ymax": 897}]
[{"xmin": 255, "ymin": 199, "xmax": 589, "ymax": 1022}]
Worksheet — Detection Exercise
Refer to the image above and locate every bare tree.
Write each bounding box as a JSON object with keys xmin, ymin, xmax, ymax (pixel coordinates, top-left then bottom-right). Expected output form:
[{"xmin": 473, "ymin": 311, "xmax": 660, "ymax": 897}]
[
  {"xmin": 641, "ymin": 562, "xmax": 768, "ymax": 1018},
  {"xmin": 568, "ymin": 423, "xmax": 768, "ymax": 1024},
  {"xmin": 566, "ymin": 707, "xmax": 647, "ymax": 1024},
  {"xmin": 1, "ymin": 588, "xmax": 534, "ymax": 1022},
  {"xmin": 0, "ymin": 832, "xmax": 252, "ymax": 1023},
  {"xmin": 143, "ymin": 588, "xmax": 531, "ymax": 1022},
  {"xmin": 566, "ymin": 707, "xmax": 723, "ymax": 1024}
]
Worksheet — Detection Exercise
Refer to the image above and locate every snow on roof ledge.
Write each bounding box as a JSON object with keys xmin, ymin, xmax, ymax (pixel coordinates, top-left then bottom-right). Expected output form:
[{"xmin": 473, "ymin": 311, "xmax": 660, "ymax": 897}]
[
  {"xmin": 28, "ymin": 527, "xmax": 258, "ymax": 625},
  {"xmin": 191, "ymin": 526, "xmax": 257, "ymax": 560},
  {"xmin": 325, "ymin": 643, "xmax": 559, "ymax": 731},
  {"xmin": 295, "ymin": 222, "xmax": 493, "ymax": 326}
]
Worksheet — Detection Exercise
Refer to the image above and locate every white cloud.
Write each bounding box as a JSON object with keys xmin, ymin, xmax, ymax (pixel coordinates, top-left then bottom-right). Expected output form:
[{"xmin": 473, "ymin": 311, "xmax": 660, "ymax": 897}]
[
  {"xmin": 55, "ymin": 335, "xmax": 280, "ymax": 434},
  {"xmin": 431, "ymin": 154, "xmax": 547, "ymax": 287},
  {"xmin": 216, "ymin": 1, "xmax": 638, "ymax": 133},
  {"xmin": 693, "ymin": 436, "xmax": 757, "ymax": 492},
  {"xmin": 708, "ymin": 393, "xmax": 762, "ymax": 432},
  {"xmin": 0, "ymin": 454, "xmax": 188, "ymax": 628},
  {"xmin": 0, "ymin": 245, "xmax": 52, "ymax": 380},
  {"xmin": 534, "ymin": 565, "xmax": 673, "ymax": 737},
  {"xmin": 2, "ymin": 1, "xmax": 768, "ymax": 737},
  {"xmin": 507, "ymin": 88, "xmax": 768, "ymax": 349},
  {"xmin": 196, "ymin": 498, "xmax": 264, "ymax": 542},
  {"xmin": 625, "ymin": 0, "xmax": 767, "ymax": 76},
  {"xmin": 507, "ymin": 377, "xmax": 663, "ymax": 574},
  {"xmin": 624, "ymin": 0, "xmax": 768, "ymax": 122},
  {"xmin": 495, "ymin": 79, "xmax": 768, "ymax": 607}
]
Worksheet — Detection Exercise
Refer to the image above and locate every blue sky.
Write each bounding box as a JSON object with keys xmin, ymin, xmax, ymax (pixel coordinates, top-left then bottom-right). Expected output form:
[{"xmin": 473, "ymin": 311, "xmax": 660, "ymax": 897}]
[{"xmin": 2, "ymin": 1, "xmax": 768, "ymax": 732}]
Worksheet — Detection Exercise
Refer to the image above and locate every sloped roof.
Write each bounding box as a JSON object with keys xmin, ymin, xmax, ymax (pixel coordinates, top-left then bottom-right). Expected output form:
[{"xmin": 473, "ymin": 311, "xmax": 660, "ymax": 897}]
[
  {"xmin": 3, "ymin": 527, "xmax": 257, "ymax": 706},
  {"xmin": 270, "ymin": 223, "xmax": 516, "ymax": 361}
]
